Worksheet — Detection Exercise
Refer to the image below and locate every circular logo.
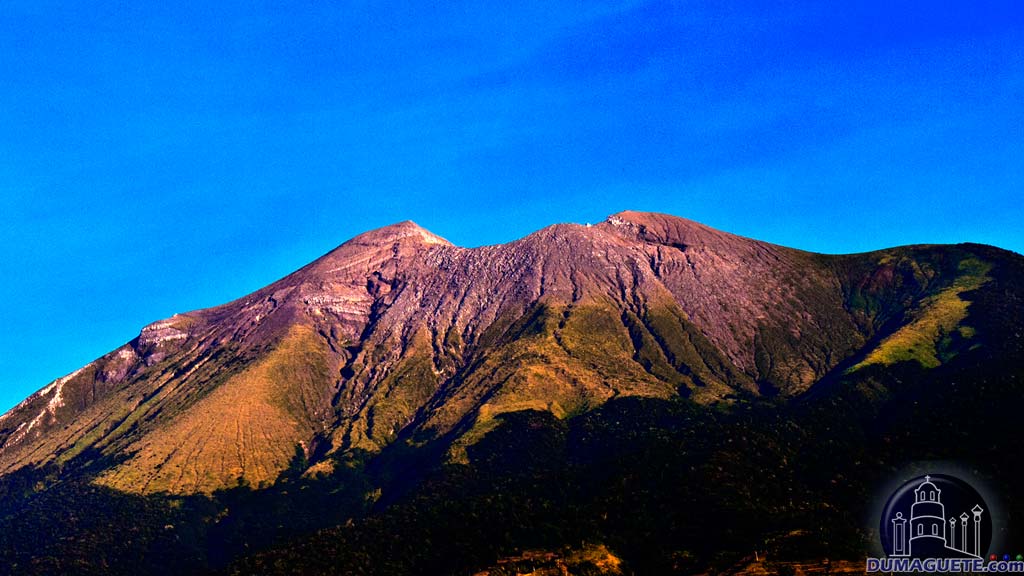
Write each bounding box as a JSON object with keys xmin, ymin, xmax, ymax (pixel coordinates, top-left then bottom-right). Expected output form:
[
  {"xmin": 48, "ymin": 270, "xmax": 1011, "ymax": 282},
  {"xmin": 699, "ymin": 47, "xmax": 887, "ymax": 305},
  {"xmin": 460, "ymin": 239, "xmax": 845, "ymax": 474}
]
[{"xmin": 880, "ymin": 474, "xmax": 991, "ymax": 559}]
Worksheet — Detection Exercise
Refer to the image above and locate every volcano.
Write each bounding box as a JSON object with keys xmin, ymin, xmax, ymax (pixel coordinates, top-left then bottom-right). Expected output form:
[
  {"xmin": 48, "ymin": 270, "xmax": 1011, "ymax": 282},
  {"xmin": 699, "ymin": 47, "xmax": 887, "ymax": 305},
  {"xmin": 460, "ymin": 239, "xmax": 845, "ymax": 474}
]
[{"xmin": 1, "ymin": 211, "xmax": 1021, "ymax": 575}]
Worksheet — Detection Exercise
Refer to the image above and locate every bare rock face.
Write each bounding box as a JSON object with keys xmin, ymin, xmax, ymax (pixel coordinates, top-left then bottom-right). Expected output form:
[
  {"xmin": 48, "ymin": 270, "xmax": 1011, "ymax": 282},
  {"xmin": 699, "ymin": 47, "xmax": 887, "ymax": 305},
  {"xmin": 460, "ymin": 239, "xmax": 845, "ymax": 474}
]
[{"xmin": 0, "ymin": 212, "xmax": 1000, "ymax": 493}]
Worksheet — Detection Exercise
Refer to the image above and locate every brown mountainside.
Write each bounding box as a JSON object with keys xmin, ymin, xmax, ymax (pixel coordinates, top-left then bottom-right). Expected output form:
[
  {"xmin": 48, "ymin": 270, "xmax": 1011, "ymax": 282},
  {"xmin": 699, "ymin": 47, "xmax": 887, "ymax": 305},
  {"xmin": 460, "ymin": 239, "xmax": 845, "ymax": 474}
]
[{"xmin": 0, "ymin": 211, "xmax": 997, "ymax": 493}]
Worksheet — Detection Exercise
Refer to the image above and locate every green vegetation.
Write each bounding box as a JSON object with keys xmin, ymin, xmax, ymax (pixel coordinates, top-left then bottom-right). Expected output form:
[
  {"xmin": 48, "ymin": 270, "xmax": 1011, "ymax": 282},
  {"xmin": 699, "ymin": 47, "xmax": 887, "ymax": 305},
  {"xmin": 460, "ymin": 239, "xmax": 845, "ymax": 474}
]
[
  {"xmin": 364, "ymin": 329, "xmax": 440, "ymax": 446},
  {"xmin": 442, "ymin": 300, "xmax": 694, "ymax": 461},
  {"xmin": 851, "ymin": 256, "xmax": 991, "ymax": 371}
]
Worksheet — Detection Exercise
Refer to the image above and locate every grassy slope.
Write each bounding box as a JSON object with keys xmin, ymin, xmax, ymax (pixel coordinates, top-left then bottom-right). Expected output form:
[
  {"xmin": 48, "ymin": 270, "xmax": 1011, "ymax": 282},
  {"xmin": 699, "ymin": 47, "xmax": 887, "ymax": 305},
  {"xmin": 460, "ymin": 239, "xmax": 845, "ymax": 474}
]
[
  {"xmin": 428, "ymin": 297, "xmax": 753, "ymax": 461},
  {"xmin": 851, "ymin": 256, "xmax": 991, "ymax": 370},
  {"xmin": 96, "ymin": 324, "xmax": 333, "ymax": 494}
]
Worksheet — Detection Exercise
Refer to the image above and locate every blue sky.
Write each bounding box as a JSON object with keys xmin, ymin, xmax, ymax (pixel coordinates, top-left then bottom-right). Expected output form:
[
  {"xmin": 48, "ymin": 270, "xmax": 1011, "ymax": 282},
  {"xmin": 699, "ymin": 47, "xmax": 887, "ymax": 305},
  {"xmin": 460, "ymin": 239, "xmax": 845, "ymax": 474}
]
[{"xmin": 0, "ymin": 1, "xmax": 1021, "ymax": 412}]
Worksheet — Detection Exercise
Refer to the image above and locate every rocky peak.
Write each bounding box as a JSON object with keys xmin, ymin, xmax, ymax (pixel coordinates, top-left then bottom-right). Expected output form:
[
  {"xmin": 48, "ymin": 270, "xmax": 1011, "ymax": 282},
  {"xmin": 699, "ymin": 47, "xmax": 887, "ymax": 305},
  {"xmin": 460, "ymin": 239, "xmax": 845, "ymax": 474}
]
[
  {"xmin": 602, "ymin": 210, "xmax": 758, "ymax": 252},
  {"xmin": 297, "ymin": 220, "xmax": 454, "ymax": 282},
  {"xmin": 342, "ymin": 220, "xmax": 452, "ymax": 250}
]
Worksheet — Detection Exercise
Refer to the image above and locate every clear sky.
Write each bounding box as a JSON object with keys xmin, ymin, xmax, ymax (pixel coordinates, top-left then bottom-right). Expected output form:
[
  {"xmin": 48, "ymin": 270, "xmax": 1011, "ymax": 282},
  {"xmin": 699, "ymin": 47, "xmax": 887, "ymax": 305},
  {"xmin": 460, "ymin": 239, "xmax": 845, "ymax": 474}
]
[{"xmin": 1, "ymin": 1, "xmax": 1021, "ymax": 412}]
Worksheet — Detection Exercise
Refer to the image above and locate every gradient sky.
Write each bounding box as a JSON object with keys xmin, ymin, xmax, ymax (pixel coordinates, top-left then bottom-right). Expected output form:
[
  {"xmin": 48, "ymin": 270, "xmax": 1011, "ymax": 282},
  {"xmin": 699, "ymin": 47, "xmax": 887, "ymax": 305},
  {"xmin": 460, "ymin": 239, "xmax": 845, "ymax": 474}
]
[{"xmin": 1, "ymin": 1, "xmax": 1022, "ymax": 412}]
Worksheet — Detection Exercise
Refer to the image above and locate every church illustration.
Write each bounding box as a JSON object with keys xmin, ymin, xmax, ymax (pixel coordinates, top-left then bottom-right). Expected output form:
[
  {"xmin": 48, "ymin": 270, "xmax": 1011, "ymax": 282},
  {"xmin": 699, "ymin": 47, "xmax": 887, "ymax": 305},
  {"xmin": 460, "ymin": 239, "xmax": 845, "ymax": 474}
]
[{"xmin": 890, "ymin": 476, "xmax": 985, "ymax": 559}]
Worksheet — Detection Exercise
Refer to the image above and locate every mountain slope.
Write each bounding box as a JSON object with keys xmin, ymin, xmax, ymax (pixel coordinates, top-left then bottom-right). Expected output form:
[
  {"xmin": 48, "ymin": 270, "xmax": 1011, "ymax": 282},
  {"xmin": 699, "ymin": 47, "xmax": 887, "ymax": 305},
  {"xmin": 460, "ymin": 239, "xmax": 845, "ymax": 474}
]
[
  {"xmin": 0, "ymin": 212, "xmax": 1007, "ymax": 495},
  {"xmin": 231, "ymin": 240, "xmax": 1024, "ymax": 576}
]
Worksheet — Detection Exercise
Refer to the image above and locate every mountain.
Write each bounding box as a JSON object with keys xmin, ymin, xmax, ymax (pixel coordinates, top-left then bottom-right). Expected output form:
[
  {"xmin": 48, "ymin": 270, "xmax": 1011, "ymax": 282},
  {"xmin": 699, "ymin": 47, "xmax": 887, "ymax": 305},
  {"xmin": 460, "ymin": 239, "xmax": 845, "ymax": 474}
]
[{"xmin": 0, "ymin": 211, "xmax": 1021, "ymax": 575}]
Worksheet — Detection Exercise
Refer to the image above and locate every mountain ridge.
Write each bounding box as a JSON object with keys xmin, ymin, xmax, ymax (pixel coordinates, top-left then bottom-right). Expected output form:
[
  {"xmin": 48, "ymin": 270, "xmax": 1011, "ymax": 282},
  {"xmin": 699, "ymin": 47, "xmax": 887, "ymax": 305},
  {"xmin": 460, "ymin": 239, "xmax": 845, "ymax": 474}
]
[{"xmin": 0, "ymin": 211, "xmax": 1014, "ymax": 495}]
